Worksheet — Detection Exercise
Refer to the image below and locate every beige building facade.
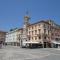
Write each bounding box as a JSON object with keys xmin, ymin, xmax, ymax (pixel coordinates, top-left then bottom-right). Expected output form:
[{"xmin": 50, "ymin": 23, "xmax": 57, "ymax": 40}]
[
  {"xmin": 0, "ymin": 31, "xmax": 6, "ymax": 48},
  {"xmin": 24, "ymin": 20, "xmax": 60, "ymax": 48},
  {"xmin": 26, "ymin": 20, "xmax": 51, "ymax": 48}
]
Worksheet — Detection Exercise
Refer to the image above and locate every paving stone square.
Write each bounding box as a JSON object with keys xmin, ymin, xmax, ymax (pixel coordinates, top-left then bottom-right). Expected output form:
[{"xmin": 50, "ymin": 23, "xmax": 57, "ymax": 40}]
[{"xmin": 0, "ymin": 46, "xmax": 60, "ymax": 60}]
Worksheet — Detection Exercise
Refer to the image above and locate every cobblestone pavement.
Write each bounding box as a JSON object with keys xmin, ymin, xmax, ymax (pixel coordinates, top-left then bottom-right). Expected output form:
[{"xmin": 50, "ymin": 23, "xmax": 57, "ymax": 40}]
[{"xmin": 0, "ymin": 46, "xmax": 60, "ymax": 60}]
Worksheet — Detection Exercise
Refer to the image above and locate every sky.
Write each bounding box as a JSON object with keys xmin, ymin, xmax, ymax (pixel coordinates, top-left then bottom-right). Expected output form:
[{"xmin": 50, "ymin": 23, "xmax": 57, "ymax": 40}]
[{"xmin": 0, "ymin": 0, "xmax": 60, "ymax": 31}]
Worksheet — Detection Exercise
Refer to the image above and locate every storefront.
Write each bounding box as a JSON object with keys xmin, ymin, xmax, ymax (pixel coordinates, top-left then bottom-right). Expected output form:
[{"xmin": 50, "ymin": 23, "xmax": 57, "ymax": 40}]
[
  {"xmin": 0, "ymin": 41, "xmax": 3, "ymax": 48},
  {"xmin": 51, "ymin": 41, "xmax": 60, "ymax": 48},
  {"xmin": 22, "ymin": 41, "xmax": 43, "ymax": 48}
]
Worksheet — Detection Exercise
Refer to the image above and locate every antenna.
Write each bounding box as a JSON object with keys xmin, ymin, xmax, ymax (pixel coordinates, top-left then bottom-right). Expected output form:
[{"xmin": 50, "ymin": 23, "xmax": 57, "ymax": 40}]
[
  {"xmin": 25, "ymin": 10, "xmax": 30, "ymax": 16},
  {"xmin": 26, "ymin": 10, "xmax": 29, "ymax": 15}
]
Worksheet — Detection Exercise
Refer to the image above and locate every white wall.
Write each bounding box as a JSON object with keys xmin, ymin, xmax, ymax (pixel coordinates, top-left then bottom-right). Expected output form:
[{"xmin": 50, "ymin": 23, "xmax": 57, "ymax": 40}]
[{"xmin": 5, "ymin": 31, "xmax": 18, "ymax": 43}]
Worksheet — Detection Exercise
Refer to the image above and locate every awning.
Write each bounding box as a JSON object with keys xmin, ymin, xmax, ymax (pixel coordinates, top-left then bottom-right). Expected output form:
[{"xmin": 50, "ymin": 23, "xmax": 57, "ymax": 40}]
[
  {"xmin": 51, "ymin": 41, "xmax": 60, "ymax": 44},
  {"xmin": 23, "ymin": 41, "xmax": 43, "ymax": 44}
]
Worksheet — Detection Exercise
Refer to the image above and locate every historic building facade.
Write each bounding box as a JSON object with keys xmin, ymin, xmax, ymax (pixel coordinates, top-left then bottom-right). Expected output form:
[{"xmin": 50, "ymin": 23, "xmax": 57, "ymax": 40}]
[
  {"xmin": 0, "ymin": 31, "xmax": 6, "ymax": 48},
  {"xmin": 5, "ymin": 15, "xmax": 60, "ymax": 48},
  {"xmin": 26, "ymin": 20, "xmax": 51, "ymax": 48},
  {"xmin": 5, "ymin": 28, "xmax": 23, "ymax": 46},
  {"xmin": 50, "ymin": 22, "xmax": 60, "ymax": 48},
  {"xmin": 23, "ymin": 19, "xmax": 60, "ymax": 48}
]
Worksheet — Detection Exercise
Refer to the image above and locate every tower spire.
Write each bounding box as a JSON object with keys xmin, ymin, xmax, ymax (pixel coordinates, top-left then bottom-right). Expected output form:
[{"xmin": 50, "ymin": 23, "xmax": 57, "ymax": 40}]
[
  {"xmin": 24, "ymin": 11, "xmax": 30, "ymax": 24},
  {"xmin": 21, "ymin": 11, "xmax": 30, "ymax": 47},
  {"xmin": 26, "ymin": 10, "xmax": 29, "ymax": 16}
]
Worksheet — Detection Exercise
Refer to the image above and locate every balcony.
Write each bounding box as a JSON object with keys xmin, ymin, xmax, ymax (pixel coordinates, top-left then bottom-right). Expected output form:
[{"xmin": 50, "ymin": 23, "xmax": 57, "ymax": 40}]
[
  {"xmin": 27, "ymin": 35, "xmax": 31, "ymax": 37},
  {"xmin": 37, "ymin": 34, "xmax": 41, "ymax": 37}
]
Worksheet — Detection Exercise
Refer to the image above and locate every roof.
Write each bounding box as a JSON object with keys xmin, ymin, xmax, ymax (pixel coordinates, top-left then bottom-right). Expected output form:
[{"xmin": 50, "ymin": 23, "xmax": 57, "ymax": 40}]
[
  {"xmin": 51, "ymin": 25, "xmax": 60, "ymax": 30},
  {"xmin": 28, "ymin": 20, "xmax": 51, "ymax": 26},
  {"xmin": 0, "ymin": 31, "xmax": 7, "ymax": 33},
  {"xmin": 7, "ymin": 28, "xmax": 23, "ymax": 34},
  {"xmin": 17, "ymin": 28, "xmax": 23, "ymax": 31},
  {"xmin": 9, "ymin": 28, "xmax": 23, "ymax": 31}
]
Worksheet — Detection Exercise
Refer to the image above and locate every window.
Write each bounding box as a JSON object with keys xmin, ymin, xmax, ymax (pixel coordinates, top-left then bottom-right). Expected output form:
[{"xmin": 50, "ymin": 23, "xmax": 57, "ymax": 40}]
[
  {"xmin": 35, "ymin": 25, "xmax": 37, "ymax": 29},
  {"xmin": 39, "ymin": 24, "xmax": 40, "ymax": 27},
  {"xmin": 48, "ymin": 30, "xmax": 49, "ymax": 35},
  {"xmin": 44, "ymin": 24, "xmax": 45, "ymax": 28},
  {"xmin": 48, "ymin": 25, "xmax": 50, "ymax": 30},
  {"xmin": 35, "ymin": 30, "xmax": 37, "ymax": 34},
  {"xmin": 44, "ymin": 29, "xmax": 46, "ymax": 33},
  {"xmin": 52, "ymin": 33, "xmax": 54, "ymax": 35},
  {"xmin": 44, "ymin": 24, "xmax": 48, "ymax": 29},
  {"xmin": 38, "ymin": 29, "xmax": 41, "ymax": 33},
  {"xmin": 29, "ymin": 27, "xmax": 30, "ymax": 30},
  {"xmin": 26, "ymin": 40, "xmax": 27, "ymax": 41},
  {"xmin": 35, "ymin": 37, "xmax": 37, "ymax": 40},
  {"xmin": 55, "ymin": 38, "xmax": 59, "ymax": 41},
  {"xmin": 32, "ymin": 26, "xmax": 33, "ymax": 29},
  {"xmin": 44, "ymin": 36, "xmax": 46, "ymax": 39},
  {"xmin": 39, "ymin": 36, "xmax": 41, "ymax": 39},
  {"xmin": 29, "ymin": 37, "xmax": 30, "ymax": 40},
  {"xmin": 32, "ymin": 37, "xmax": 33, "ymax": 40},
  {"xmin": 32, "ymin": 31, "xmax": 33, "ymax": 35},
  {"xmin": 29, "ymin": 31, "xmax": 30, "ymax": 35},
  {"xmin": 58, "ymin": 35, "xmax": 60, "ymax": 37}
]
